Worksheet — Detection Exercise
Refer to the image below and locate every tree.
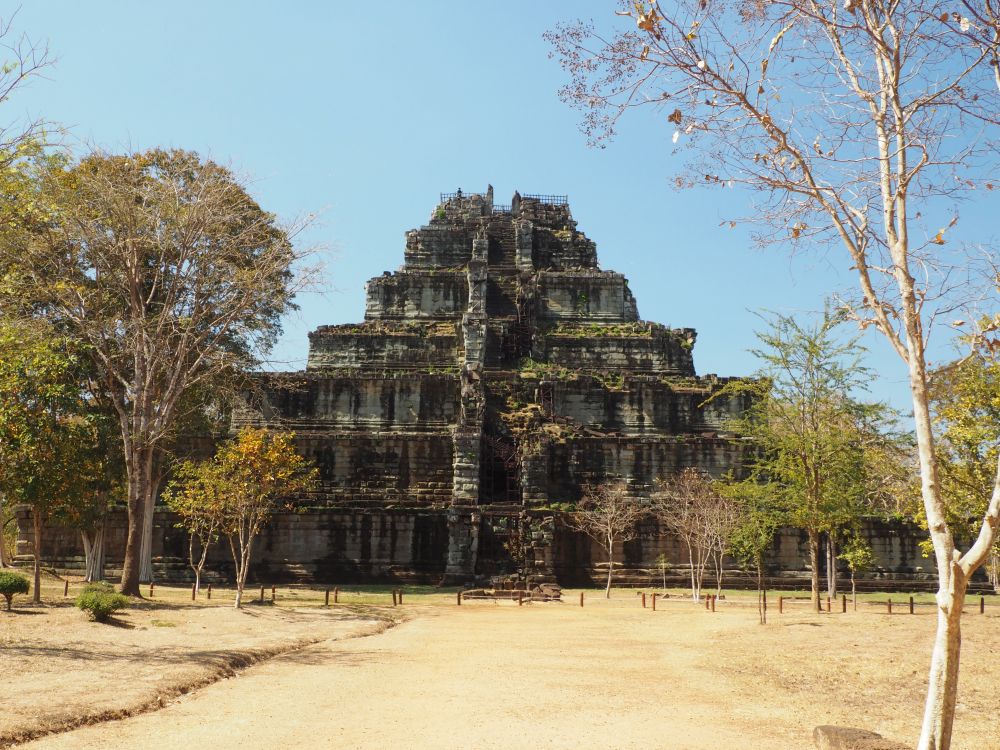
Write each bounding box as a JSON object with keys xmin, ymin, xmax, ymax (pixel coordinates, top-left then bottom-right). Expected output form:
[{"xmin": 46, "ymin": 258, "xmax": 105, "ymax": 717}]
[
  {"xmin": 213, "ymin": 428, "xmax": 315, "ymax": 609},
  {"xmin": 0, "ymin": 149, "xmax": 312, "ymax": 596},
  {"xmin": 163, "ymin": 459, "xmax": 226, "ymax": 596},
  {"xmin": 568, "ymin": 482, "xmax": 645, "ymax": 597},
  {"xmin": 0, "ymin": 320, "xmax": 96, "ymax": 602},
  {"xmin": 712, "ymin": 309, "xmax": 893, "ymax": 611},
  {"xmin": 653, "ymin": 468, "xmax": 720, "ymax": 601},
  {"xmin": 840, "ymin": 534, "xmax": 876, "ymax": 611},
  {"xmin": 549, "ymin": 4, "xmax": 1000, "ymax": 745},
  {"xmin": 725, "ymin": 481, "xmax": 782, "ymax": 624},
  {"xmin": 0, "ymin": 571, "xmax": 29, "ymax": 611}
]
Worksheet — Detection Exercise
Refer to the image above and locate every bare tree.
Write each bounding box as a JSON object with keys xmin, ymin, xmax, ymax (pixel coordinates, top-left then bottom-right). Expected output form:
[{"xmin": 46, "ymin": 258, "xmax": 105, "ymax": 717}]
[
  {"xmin": 569, "ymin": 482, "xmax": 645, "ymax": 597},
  {"xmin": 549, "ymin": 3, "xmax": 999, "ymax": 746},
  {"xmin": 654, "ymin": 468, "xmax": 719, "ymax": 601}
]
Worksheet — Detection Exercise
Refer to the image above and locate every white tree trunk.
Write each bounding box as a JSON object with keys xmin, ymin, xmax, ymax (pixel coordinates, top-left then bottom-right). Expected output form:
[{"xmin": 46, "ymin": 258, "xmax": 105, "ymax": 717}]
[
  {"xmin": 81, "ymin": 526, "xmax": 106, "ymax": 582},
  {"xmin": 918, "ymin": 575, "xmax": 966, "ymax": 750}
]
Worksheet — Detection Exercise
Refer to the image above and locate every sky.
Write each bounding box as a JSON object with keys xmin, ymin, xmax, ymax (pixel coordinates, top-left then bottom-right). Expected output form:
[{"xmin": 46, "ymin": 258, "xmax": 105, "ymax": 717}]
[{"xmin": 7, "ymin": 1, "xmax": 998, "ymax": 415}]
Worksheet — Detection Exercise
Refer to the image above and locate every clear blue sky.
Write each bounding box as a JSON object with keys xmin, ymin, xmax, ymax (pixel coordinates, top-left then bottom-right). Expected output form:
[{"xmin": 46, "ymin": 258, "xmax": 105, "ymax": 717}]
[{"xmin": 9, "ymin": 2, "xmax": 997, "ymax": 414}]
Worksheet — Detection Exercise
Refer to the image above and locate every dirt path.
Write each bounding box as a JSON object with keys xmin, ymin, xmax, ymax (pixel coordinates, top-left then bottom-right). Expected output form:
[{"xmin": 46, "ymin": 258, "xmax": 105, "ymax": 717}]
[{"xmin": 19, "ymin": 599, "xmax": 1000, "ymax": 749}]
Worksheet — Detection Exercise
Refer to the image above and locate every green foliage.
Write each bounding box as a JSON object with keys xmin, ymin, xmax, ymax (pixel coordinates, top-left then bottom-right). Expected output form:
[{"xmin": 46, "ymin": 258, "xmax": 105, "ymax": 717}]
[
  {"xmin": 714, "ymin": 308, "xmax": 906, "ymax": 537},
  {"xmin": 76, "ymin": 582, "xmax": 129, "ymax": 622},
  {"xmin": 0, "ymin": 319, "xmax": 103, "ymax": 524},
  {"xmin": 927, "ymin": 355, "xmax": 1000, "ymax": 543},
  {"xmin": 0, "ymin": 571, "xmax": 29, "ymax": 610},
  {"xmin": 839, "ymin": 536, "xmax": 876, "ymax": 575}
]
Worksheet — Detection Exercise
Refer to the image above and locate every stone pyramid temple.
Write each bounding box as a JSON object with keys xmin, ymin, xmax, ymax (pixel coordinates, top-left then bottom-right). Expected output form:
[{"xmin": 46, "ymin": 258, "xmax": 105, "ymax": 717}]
[{"xmin": 230, "ymin": 187, "xmax": 751, "ymax": 583}]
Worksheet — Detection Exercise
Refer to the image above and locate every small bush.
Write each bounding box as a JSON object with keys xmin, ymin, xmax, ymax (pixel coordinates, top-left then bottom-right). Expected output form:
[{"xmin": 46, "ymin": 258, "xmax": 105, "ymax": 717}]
[
  {"xmin": 76, "ymin": 582, "xmax": 129, "ymax": 622},
  {"xmin": 0, "ymin": 571, "xmax": 29, "ymax": 611}
]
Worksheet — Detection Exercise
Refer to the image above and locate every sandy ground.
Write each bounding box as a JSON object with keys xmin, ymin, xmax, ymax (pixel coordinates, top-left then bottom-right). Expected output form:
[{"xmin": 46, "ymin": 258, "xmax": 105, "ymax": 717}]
[
  {"xmin": 0, "ymin": 596, "xmax": 388, "ymax": 746},
  {"xmin": 14, "ymin": 594, "xmax": 1000, "ymax": 750}
]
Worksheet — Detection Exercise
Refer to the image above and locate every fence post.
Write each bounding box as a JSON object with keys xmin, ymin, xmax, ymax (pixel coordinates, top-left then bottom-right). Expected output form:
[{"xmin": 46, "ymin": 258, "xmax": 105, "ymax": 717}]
[
  {"xmin": 909, "ymin": 596, "xmax": 914, "ymax": 615},
  {"xmin": 888, "ymin": 598, "xmax": 892, "ymax": 615},
  {"xmin": 393, "ymin": 590, "xmax": 398, "ymax": 606},
  {"xmin": 704, "ymin": 595, "xmax": 710, "ymax": 611},
  {"xmin": 271, "ymin": 585, "xmax": 276, "ymax": 603},
  {"xmin": 149, "ymin": 583, "xmax": 155, "ymax": 598},
  {"xmin": 842, "ymin": 594, "xmax": 846, "ymax": 613},
  {"xmin": 517, "ymin": 590, "xmax": 523, "ymax": 606},
  {"xmin": 207, "ymin": 584, "xmax": 212, "ymax": 600},
  {"xmin": 334, "ymin": 587, "xmax": 339, "ymax": 604},
  {"xmin": 457, "ymin": 591, "xmax": 462, "ymax": 606},
  {"xmin": 259, "ymin": 585, "xmax": 264, "ymax": 603},
  {"xmin": 652, "ymin": 593, "xmax": 657, "ymax": 611},
  {"xmin": 642, "ymin": 592, "xmax": 646, "ymax": 608},
  {"xmin": 981, "ymin": 596, "xmax": 985, "ymax": 614},
  {"xmin": 826, "ymin": 596, "xmax": 831, "ymax": 613},
  {"xmin": 325, "ymin": 589, "xmax": 330, "ymax": 607},
  {"xmin": 398, "ymin": 590, "xmax": 403, "ymax": 605},
  {"xmin": 778, "ymin": 596, "xmax": 783, "ymax": 614},
  {"xmin": 580, "ymin": 592, "xmax": 584, "ymax": 607},
  {"xmin": 711, "ymin": 595, "xmax": 716, "ymax": 612},
  {"xmin": 191, "ymin": 583, "xmax": 196, "ymax": 601},
  {"xmin": 63, "ymin": 580, "xmax": 69, "ymax": 597}
]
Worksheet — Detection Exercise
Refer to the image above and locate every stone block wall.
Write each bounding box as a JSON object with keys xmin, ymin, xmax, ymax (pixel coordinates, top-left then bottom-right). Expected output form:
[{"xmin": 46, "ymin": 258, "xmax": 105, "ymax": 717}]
[
  {"xmin": 534, "ymin": 325, "xmax": 696, "ymax": 375},
  {"xmin": 365, "ymin": 271, "xmax": 467, "ymax": 320},
  {"xmin": 306, "ymin": 325, "xmax": 459, "ymax": 371},
  {"xmin": 536, "ymin": 271, "xmax": 639, "ymax": 322}
]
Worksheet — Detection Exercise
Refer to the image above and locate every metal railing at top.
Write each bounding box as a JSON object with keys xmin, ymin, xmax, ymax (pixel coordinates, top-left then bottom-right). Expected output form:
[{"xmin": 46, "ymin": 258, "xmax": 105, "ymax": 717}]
[
  {"xmin": 493, "ymin": 204, "xmax": 512, "ymax": 213},
  {"xmin": 521, "ymin": 193, "xmax": 568, "ymax": 205},
  {"xmin": 438, "ymin": 192, "xmax": 569, "ymax": 206}
]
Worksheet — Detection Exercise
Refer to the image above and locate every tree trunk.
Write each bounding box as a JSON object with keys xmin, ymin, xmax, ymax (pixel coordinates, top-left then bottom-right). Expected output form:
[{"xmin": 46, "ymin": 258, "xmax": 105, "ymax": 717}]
[
  {"xmin": 808, "ymin": 528, "xmax": 821, "ymax": 612},
  {"xmin": 81, "ymin": 526, "xmax": 106, "ymax": 582},
  {"xmin": 605, "ymin": 556, "xmax": 613, "ymax": 598},
  {"xmin": 32, "ymin": 507, "xmax": 42, "ymax": 604},
  {"xmin": 138, "ymin": 491, "xmax": 155, "ymax": 584},
  {"xmin": 918, "ymin": 574, "xmax": 967, "ymax": 750},
  {"xmin": 852, "ymin": 571, "xmax": 857, "ymax": 611},
  {"xmin": 827, "ymin": 532, "xmax": 838, "ymax": 600},
  {"xmin": 120, "ymin": 445, "xmax": 154, "ymax": 596},
  {"xmin": 0, "ymin": 501, "xmax": 11, "ymax": 568},
  {"xmin": 686, "ymin": 541, "xmax": 698, "ymax": 601}
]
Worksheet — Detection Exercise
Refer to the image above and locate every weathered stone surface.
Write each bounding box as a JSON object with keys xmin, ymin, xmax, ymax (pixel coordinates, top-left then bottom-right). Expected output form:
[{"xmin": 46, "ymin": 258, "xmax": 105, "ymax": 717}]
[{"xmin": 813, "ymin": 726, "xmax": 908, "ymax": 750}]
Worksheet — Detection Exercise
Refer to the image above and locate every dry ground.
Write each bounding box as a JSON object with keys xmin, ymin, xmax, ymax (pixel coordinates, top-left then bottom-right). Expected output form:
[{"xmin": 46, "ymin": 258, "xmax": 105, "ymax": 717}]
[
  {"xmin": 0, "ymin": 580, "xmax": 392, "ymax": 747},
  {"xmin": 9, "ymin": 589, "xmax": 1000, "ymax": 749}
]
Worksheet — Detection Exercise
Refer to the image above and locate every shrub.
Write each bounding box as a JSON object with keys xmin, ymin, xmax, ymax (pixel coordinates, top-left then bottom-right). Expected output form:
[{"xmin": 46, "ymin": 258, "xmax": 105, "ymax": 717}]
[
  {"xmin": 0, "ymin": 571, "xmax": 29, "ymax": 611},
  {"xmin": 76, "ymin": 582, "xmax": 129, "ymax": 622}
]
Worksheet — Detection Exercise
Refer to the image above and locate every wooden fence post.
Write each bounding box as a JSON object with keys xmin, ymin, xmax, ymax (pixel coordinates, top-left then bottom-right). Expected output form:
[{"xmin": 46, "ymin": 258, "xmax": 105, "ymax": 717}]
[
  {"xmin": 778, "ymin": 596, "xmax": 783, "ymax": 614},
  {"xmin": 149, "ymin": 583, "xmax": 154, "ymax": 598},
  {"xmin": 398, "ymin": 590, "xmax": 403, "ymax": 605},
  {"xmin": 457, "ymin": 591, "xmax": 462, "ymax": 606},
  {"xmin": 841, "ymin": 594, "xmax": 846, "ymax": 613},
  {"xmin": 580, "ymin": 592, "xmax": 584, "ymax": 607},
  {"xmin": 392, "ymin": 589, "xmax": 398, "ymax": 606},
  {"xmin": 909, "ymin": 596, "xmax": 914, "ymax": 615},
  {"xmin": 334, "ymin": 587, "xmax": 339, "ymax": 604},
  {"xmin": 63, "ymin": 580, "xmax": 69, "ymax": 597},
  {"xmin": 642, "ymin": 592, "xmax": 646, "ymax": 608},
  {"xmin": 981, "ymin": 596, "xmax": 985, "ymax": 614},
  {"xmin": 325, "ymin": 589, "xmax": 330, "ymax": 607},
  {"xmin": 710, "ymin": 595, "xmax": 716, "ymax": 612},
  {"xmin": 191, "ymin": 583, "xmax": 196, "ymax": 601},
  {"xmin": 271, "ymin": 585, "xmax": 276, "ymax": 603},
  {"xmin": 826, "ymin": 596, "xmax": 831, "ymax": 613},
  {"xmin": 652, "ymin": 593, "xmax": 657, "ymax": 611},
  {"xmin": 207, "ymin": 584, "xmax": 212, "ymax": 600},
  {"xmin": 259, "ymin": 585, "xmax": 264, "ymax": 603},
  {"xmin": 887, "ymin": 598, "xmax": 892, "ymax": 615},
  {"xmin": 517, "ymin": 590, "xmax": 523, "ymax": 606}
]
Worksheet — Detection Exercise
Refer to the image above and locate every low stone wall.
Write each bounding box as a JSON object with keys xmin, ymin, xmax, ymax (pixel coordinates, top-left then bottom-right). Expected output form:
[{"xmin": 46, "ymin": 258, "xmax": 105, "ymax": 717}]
[{"xmin": 18, "ymin": 505, "xmax": 971, "ymax": 590}]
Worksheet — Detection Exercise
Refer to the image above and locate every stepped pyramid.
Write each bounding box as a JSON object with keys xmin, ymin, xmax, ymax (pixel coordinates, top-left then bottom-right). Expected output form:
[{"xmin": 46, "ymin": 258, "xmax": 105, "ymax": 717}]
[{"xmin": 235, "ymin": 187, "xmax": 750, "ymax": 583}]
